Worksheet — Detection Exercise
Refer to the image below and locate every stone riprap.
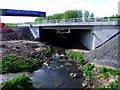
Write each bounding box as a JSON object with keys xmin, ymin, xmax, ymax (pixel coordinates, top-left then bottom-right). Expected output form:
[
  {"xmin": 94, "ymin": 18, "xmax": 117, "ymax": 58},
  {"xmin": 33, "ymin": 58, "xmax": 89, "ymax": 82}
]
[{"xmin": 82, "ymin": 32, "xmax": 120, "ymax": 70}]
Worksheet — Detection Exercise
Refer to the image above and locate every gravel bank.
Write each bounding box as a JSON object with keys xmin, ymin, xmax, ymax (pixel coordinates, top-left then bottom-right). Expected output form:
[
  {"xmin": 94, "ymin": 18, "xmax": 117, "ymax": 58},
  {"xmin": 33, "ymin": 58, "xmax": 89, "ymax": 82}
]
[{"xmin": 82, "ymin": 32, "xmax": 120, "ymax": 70}]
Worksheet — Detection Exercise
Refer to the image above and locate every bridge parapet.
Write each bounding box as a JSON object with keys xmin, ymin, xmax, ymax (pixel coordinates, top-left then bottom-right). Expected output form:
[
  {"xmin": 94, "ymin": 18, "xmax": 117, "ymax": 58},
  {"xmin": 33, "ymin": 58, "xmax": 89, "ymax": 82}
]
[{"xmin": 17, "ymin": 17, "xmax": 119, "ymax": 27}]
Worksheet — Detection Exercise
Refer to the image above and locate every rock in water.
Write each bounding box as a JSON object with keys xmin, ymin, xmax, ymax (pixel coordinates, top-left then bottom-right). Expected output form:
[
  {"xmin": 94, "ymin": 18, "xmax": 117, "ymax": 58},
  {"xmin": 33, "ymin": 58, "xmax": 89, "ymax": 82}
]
[{"xmin": 70, "ymin": 73, "xmax": 78, "ymax": 78}]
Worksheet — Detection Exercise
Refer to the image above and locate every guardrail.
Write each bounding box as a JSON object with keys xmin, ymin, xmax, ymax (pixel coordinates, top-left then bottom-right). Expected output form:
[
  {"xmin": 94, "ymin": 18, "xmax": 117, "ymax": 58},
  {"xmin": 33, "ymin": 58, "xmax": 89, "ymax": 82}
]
[{"xmin": 17, "ymin": 17, "xmax": 120, "ymax": 26}]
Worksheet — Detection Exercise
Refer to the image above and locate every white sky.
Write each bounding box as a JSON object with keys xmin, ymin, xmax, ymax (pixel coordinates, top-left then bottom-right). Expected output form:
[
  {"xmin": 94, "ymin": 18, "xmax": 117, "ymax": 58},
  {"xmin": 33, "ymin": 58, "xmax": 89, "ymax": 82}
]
[{"xmin": 0, "ymin": 0, "xmax": 119, "ymax": 23}]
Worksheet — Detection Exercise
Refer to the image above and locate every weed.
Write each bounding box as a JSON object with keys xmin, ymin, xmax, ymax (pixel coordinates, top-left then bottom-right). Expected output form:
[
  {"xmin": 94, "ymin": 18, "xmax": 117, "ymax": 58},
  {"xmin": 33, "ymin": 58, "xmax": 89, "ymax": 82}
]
[
  {"xmin": 2, "ymin": 54, "xmax": 43, "ymax": 74},
  {"xmin": 2, "ymin": 74, "xmax": 35, "ymax": 90},
  {"xmin": 103, "ymin": 72, "xmax": 109, "ymax": 79},
  {"xmin": 98, "ymin": 67, "xmax": 108, "ymax": 73},
  {"xmin": 82, "ymin": 63, "xmax": 94, "ymax": 80},
  {"xmin": 97, "ymin": 76, "xmax": 120, "ymax": 90},
  {"xmin": 67, "ymin": 51, "xmax": 84, "ymax": 65},
  {"xmin": 42, "ymin": 47, "xmax": 50, "ymax": 54}
]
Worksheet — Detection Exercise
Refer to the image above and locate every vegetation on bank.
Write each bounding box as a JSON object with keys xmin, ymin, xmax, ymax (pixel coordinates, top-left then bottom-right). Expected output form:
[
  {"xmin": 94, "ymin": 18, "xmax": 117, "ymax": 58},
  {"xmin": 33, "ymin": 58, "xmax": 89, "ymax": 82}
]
[
  {"xmin": 67, "ymin": 51, "xmax": 93, "ymax": 80},
  {"xmin": 82, "ymin": 63, "xmax": 94, "ymax": 80},
  {"xmin": 1, "ymin": 54, "xmax": 43, "ymax": 74},
  {"xmin": 96, "ymin": 67, "xmax": 120, "ymax": 89},
  {"xmin": 98, "ymin": 67, "xmax": 120, "ymax": 79},
  {"xmin": 67, "ymin": 51, "xmax": 84, "ymax": 65},
  {"xmin": 1, "ymin": 74, "xmax": 35, "ymax": 90},
  {"xmin": 98, "ymin": 76, "xmax": 120, "ymax": 90},
  {"xmin": 42, "ymin": 47, "xmax": 50, "ymax": 54},
  {"xmin": 67, "ymin": 51, "xmax": 120, "ymax": 88}
]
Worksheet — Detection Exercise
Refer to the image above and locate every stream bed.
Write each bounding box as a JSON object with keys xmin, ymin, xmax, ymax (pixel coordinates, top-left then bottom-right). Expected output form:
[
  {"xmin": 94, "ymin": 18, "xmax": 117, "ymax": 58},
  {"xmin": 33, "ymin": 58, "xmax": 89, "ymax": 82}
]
[{"xmin": 29, "ymin": 46, "xmax": 84, "ymax": 88}]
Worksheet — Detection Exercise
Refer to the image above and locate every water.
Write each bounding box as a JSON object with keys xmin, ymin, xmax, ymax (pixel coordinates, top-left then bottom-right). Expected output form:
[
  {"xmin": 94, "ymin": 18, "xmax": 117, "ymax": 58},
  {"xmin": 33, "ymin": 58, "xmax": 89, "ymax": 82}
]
[{"xmin": 29, "ymin": 46, "xmax": 84, "ymax": 88}]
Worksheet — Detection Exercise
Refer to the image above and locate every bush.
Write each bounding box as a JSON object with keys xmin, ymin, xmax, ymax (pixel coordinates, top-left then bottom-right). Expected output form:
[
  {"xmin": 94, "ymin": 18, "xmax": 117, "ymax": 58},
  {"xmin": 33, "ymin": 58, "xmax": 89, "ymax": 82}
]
[
  {"xmin": 67, "ymin": 51, "xmax": 84, "ymax": 65},
  {"xmin": 2, "ymin": 75, "xmax": 35, "ymax": 90},
  {"xmin": 2, "ymin": 54, "xmax": 43, "ymax": 74}
]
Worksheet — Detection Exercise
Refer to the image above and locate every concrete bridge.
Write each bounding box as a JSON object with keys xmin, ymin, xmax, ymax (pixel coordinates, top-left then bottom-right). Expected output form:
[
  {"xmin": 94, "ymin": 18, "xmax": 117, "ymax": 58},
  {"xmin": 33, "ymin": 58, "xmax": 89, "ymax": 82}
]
[{"xmin": 17, "ymin": 18, "xmax": 120, "ymax": 50}]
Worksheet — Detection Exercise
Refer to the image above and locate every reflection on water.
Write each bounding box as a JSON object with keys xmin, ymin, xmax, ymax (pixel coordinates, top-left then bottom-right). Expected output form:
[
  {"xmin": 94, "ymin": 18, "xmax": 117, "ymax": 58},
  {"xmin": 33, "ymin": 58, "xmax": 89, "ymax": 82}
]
[{"xmin": 29, "ymin": 46, "xmax": 84, "ymax": 88}]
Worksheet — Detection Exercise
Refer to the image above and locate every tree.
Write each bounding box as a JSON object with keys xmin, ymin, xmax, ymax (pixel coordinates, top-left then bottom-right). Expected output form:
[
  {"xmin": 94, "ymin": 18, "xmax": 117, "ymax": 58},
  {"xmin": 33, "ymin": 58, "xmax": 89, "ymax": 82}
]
[
  {"xmin": 77, "ymin": 10, "xmax": 82, "ymax": 18},
  {"xmin": 35, "ymin": 17, "xmax": 42, "ymax": 23},
  {"xmin": 63, "ymin": 10, "xmax": 78, "ymax": 19},
  {"xmin": 90, "ymin": 13, "xmax": 94, "ymax": 18},
  {"xmin": 46, "ymin": 15, "xmax": 53, "ymax": 20},
  {"xmin": 52, "ymin": 13, "xmax": 63, "ymax": 19},
  {"xmin": 45, "ymin": 10, "xmax": 94, "ymax": 20},
  {"xmin": 84, "ymin": 10, "xmax": 90, "ymax": 18}
]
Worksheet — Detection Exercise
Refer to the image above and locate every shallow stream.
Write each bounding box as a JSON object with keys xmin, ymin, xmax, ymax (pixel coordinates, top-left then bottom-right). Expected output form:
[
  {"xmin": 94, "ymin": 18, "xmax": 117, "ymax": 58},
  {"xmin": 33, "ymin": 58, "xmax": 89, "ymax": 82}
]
[{"xmin": 29, "ymin": 46, "xmax": 84, "ymax": 88}]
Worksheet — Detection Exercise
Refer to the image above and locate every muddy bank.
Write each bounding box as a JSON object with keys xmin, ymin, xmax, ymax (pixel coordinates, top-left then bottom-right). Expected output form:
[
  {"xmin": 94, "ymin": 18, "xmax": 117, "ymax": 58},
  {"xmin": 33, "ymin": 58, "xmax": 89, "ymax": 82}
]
[
  {"xmin": 1, "ymin": 27, "xmax": 35, "ymax": 41},
  {"xmin": 1, "ymin": 41, "xmax": 84, "ymax": 88},
  {"xmin": 2, "ymin": 40, "xmax": 47, "ymax": 57},
  {"xmin": 1, "ymin": 40, "xmax": 47, "ymax": 83}
]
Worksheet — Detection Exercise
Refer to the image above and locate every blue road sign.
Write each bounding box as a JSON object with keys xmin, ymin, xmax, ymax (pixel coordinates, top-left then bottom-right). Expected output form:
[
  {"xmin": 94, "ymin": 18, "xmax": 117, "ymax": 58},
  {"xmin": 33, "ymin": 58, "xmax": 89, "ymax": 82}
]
[{"xmin": 0, "ymin": 9, "xmax": 46, "ymax": 17}]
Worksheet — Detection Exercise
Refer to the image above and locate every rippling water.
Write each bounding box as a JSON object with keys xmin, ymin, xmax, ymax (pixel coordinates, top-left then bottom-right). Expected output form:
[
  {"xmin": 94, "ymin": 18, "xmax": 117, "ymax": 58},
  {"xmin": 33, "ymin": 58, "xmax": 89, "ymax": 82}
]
[{"xmin": 29, "ymin": 46, "xmax": 84, "ymax": 88}]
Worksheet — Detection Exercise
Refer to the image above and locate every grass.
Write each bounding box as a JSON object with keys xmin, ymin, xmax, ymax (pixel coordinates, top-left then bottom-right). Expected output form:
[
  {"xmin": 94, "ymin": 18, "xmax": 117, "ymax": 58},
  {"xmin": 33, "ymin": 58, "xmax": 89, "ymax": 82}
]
[
  {"xmin": 98, "ymin": 76, "xmax": 120, "ymax": 90},
  {"xmin": 97, "ymin": 67, "xmax": 120, "ymax": 89},
  {"xmin": 98, "ymin": 67, "xmax": 120, "ymax": 79},
  {"xmin": 67, "ymin": 51, "xmax": 84, "ymax": 65},
  {"xmin": 1, "ymin": 54, "xmax": 43, "ymax": 74},
  {"xmin": 42, "ymin": 47, "xmax": 50, "ymax": 54},
  {"xmin": 67, "ymin": 51, "xmax": 120, "ymax": 88},
  {"xmin": 2, "ymin": 74, "xmax": 35, "ymax": 90},
  {"xmin": 82, "ymin": 63, "xmax": 94, "ymax": 80},
  {"xmin": 67, "ymin": 51, "xmax": 94, "ymax": 80},
  {"xmin": 5, "ymin": 23, "xmax": 17, "ymax": 27}
]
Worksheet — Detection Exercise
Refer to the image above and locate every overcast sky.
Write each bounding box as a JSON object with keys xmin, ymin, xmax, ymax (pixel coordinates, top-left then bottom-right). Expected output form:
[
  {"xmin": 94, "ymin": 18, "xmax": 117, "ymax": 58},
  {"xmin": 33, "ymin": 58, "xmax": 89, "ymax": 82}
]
[{"xmin": 0, "ymin": 0, "xmax": 119, "ymax": 23}]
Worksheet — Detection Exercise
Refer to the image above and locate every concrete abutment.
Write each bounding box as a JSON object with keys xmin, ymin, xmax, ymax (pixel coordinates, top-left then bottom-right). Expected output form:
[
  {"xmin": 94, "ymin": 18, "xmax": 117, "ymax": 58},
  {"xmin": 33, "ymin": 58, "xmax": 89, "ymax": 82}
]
[{"xmin": 29, "ymin": 25, "xmax": 119, "ymax": 50}]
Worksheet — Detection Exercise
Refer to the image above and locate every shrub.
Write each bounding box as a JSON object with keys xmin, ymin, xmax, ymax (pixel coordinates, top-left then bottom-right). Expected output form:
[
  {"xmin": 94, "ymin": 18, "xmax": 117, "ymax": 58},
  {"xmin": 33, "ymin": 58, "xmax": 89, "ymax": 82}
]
[
  {"xmin": 2, "ymin": 54, "xmax": 43, "ymax": 74},
  {"xmin": 67, "ymin": 51, "xmax": 84, "ymax": 65},
  {"xmin": 2, "ymin": 75, "xmax": 35, "ymax": 90}
]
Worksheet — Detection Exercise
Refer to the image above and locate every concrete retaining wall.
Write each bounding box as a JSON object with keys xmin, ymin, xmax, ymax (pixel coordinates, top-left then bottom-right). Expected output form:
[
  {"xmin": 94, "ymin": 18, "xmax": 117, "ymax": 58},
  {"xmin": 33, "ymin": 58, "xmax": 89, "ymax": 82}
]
[
  {"xmin": 92, "ymin": 26, "xmax": 119, "ymax": 49},
  {"xmin": 77, "ymin": 30, "xmax": 93, "ymax": 50},
  {"xmin": 29, "ymin": 27, "xmax": 39, "ymax": 38}
]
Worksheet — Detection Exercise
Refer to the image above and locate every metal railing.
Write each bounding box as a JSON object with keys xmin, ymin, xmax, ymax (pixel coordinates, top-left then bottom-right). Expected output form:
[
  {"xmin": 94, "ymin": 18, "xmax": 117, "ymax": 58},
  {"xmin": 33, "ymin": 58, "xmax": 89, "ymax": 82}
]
[{"xmin": 17, "ymin": 17, "xmax": 119, "ymax": 26}]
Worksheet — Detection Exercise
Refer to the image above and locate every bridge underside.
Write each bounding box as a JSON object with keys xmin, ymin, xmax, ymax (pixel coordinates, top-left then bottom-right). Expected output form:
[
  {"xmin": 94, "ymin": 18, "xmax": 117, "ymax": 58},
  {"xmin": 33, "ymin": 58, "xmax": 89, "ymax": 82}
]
[
  {"xmin": 38, "ymin": 25, "xmax": 119, "ymax": 50},
  {"xmin": 39, "ymin": 28, "xmax": 90, "ymax": 49}
]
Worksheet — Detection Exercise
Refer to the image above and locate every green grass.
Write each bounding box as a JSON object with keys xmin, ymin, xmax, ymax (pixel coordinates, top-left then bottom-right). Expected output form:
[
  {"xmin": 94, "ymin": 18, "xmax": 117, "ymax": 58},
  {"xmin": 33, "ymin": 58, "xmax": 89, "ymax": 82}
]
[
  {"xmin": 67, "ymin": 51, "xmax": 84, "ymax": 65},
  {"xmin": 2, "ymin": 74, "xmax": 35, "ymax": 90},
  {"xmin": 5, "ymin": 23, "xmax": 16, "ymax": 27},
  {"xmin": 1, "ymin": 54, "xmax": 43, "ymax": 74},
  {"xmin": 98, "ymin": 76, "xmax": 120, "ymax": 90},
  {"xmin": 42, "ymin": 47, "xmax": 50, "ymax": 54},
  {"xmin": 82, "ymin": 63, "xmax": 94, "ymax": 80},
  {"xmin": 98, "ymin": 67, "xmax": 120, "ymax": 79},
  {"xmin": 67, "ymin": 51, "xmax": 93, "ymax": 80}
]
